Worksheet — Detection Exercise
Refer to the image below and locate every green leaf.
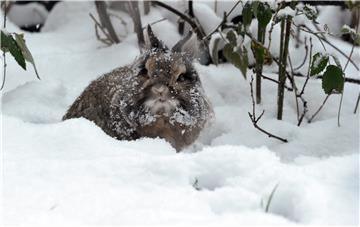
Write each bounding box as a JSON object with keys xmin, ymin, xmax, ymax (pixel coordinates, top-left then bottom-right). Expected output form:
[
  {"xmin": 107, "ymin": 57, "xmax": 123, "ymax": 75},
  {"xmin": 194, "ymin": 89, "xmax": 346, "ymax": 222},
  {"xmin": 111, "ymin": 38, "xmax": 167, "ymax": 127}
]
[
  {"xmin": 212, "ymin": 37, "xmax": 221, "ymax": 66},
  {"xmin": 14, "ymin": 33, "xmax": 40, "ymax": 79},
  {"xmin": 322, "ymin": 65, "xmax": 344, "ymax": 94},
  {"xmin": 341, "ymin": 25, "xmax": 360, "ymax": 45},
  {"xmin": 223, "ymin": 43, "xmax": 233, "ymax": 60},
  {"xmin": 242, "ymin": 2, "xmax": 253, "ymax": 28},
  {"xmin": 341, "ymin": 25, "xmax": 356, "ymax": 36},
  {"xmin": 251, "ymin": 41, "xmax": 265, "ymax": 65},
  {"xmin": 256, "ymin": 2, "xmax": 272, "ymax": 28},
  {"xmin": 230, "ymin": 52, "xmax": 247, "ymax": 79},
  {"xmin": 236, "ymin": 23, "xmax": 244, "ymax": 36},
  {"xmin": 355, "ymin": 34, "xmax": 360, "ymax": 45},
  {"xmin": 345, "ymin": 1, "xmax": 360, "ymax": 10},
  {"xmin": 310, "ymin": 53, "xmax": 329, "ymax": 76},
  {"xmin": 252, "ymin": 1, "xmax": 260, "ymax": 17},
  {"xmin": 223, "ymin": 44, "xmax": 247, "ymax": 79},
  {"xmin": 289, "ymin": 0, "xmax": 298, "ymax": 9},
  {"xmin": 226, "ymin": 30, "xmax": 237, "ymax": 47},
  {"xmin": 239, "ymin": 47, "xmax": 248, "ymax": 78},
  {"xmin": 1, "ymin": 30, "xmax": 26, "ymax": 70}
]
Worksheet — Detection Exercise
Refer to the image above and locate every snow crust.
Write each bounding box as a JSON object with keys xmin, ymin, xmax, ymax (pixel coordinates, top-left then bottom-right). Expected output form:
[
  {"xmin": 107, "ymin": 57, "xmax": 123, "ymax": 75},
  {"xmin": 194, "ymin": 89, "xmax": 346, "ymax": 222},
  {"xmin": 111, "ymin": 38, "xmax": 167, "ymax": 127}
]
[
  {"xmin": 7, "ymin": 3, "xmax": 48, "ymax": 27},
  {"xmin": 277, "ymin": 6, "xmax": 296, "ymax": 18},
  {"xmin": 1, "ymin": 1, "xmax": 359, "ymax": 225}
]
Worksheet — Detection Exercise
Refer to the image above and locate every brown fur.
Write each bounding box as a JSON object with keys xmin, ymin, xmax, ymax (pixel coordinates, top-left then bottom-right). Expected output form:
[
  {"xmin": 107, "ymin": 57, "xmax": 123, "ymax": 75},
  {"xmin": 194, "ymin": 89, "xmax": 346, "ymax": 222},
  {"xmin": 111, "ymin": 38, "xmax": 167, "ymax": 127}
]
[{"xmin": 63, "ymin": 26, "xmax": 213, "ymax": 151}]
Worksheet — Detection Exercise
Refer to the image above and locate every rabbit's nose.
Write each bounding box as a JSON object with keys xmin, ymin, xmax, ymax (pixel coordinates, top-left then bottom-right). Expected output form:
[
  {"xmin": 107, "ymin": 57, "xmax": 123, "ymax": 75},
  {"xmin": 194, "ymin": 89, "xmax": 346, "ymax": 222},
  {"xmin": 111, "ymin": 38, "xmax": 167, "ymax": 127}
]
[{"xmin": 151, "ymin": 84, "xmax": 169, "ymax": 96}]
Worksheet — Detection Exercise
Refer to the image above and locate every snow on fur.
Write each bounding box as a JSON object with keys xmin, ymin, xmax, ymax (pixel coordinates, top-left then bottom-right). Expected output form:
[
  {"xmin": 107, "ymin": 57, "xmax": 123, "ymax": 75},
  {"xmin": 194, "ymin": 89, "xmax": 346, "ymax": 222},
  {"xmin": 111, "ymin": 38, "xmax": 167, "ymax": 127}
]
[{"xmin": 1, "ymin": 1, "xmax": 359, "ymax": 225}]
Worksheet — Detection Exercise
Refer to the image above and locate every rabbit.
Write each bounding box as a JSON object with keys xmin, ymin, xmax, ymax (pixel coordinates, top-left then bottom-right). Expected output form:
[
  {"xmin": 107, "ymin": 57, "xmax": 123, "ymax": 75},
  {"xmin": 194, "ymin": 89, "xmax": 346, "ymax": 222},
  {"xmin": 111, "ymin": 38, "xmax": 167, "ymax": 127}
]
[{"xmin": 63, "ymin": 25, "xmax": 214, "ymax": 151}]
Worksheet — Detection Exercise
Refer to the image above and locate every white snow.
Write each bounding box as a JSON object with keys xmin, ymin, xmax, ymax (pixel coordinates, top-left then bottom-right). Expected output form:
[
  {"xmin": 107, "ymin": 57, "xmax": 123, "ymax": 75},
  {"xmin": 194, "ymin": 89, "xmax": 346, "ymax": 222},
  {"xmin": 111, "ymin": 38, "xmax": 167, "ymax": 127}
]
[
  {"xmin": 277, "ymin": 6, "xmax": 296, "ymax": 18},
  {"xmin": 1, "ymin": 1, "xmax": 359, "ymax": 225},
  {"xmin": 7, "ymin": 3, "xmax": 48, "ymax": 28}
]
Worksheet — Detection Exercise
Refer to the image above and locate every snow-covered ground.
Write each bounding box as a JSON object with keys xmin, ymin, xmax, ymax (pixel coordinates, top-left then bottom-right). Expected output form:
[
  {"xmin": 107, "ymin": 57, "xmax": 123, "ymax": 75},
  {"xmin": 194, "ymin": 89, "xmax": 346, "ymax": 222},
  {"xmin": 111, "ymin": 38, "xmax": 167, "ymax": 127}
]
[{"xmin": 1, "ymin": 1, "xmax": 359, "ymax": 225}]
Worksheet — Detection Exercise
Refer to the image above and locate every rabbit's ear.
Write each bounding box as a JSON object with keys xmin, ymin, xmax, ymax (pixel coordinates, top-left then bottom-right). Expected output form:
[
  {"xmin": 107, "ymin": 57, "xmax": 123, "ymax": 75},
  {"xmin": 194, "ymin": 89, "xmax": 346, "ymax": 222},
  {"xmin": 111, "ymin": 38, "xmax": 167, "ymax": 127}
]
[
  {"xmin": 172, "ymin": 31, "xmax": 199, "ymax": 58},
  {"xmin": 145, "ymin": 25, "xmax": 167, "ymax": 50}
]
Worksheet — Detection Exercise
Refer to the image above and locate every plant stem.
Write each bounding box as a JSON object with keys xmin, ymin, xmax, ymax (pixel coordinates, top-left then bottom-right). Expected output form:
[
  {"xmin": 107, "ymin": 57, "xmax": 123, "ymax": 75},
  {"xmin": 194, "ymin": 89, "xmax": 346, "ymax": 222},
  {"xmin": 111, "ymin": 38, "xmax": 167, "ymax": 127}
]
[
  {"xmin": 296, "ymin": 23, "xmax": 359, "ymax": 70},
  {"xmin": 127, "ymin": 1, "xmax": 145, "ymax": 50},
  {"xmin": 338, "ymin": 9, "xmax": 359, "ymax": 127},
  {"xmin": 354, "ymin": 92, "xmax": 360, "ymax": 114},
  {"xmin": 248, "ymin": 76, "xmax": 288, "ymax": 143},
  {"xmin": 202, "ymin": 0, "xmax": 241, "ymax": 40},
  {"xmin": 277, "ymin": 16, "xmax": 292, "ymax": 120},
  {"xmin": 153, "ymin": 1, "xmax": 205, "ymax": 39},
  {"xmin": 1, "ymin": 2, "xmax": 7, "ymax": 90},
  {"xmin": 255, "ymin": 24, "xmax": 265, "ymax": 104},
  {"xmin": 308, "ymin": 94, "xmax": 331, "ymax": 123},
  {"xmin": 95, "ymin": 1, "xmax": 120, "ymax": 44},
  {"xmin": 288, "ymin": 55, "xmax": 300, "ymax": 121}
]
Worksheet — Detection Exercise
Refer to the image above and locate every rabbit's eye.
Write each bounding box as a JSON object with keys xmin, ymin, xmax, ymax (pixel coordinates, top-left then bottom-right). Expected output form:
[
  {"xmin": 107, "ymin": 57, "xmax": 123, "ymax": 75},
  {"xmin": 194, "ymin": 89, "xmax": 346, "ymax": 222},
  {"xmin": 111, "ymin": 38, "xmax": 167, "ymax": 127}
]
[
  {"xmin": 177, "ymin": 73, "xmax": 187, "ymax": 82},
  {"xmin": 139, "ymin": 68, "xmax": 148, "ymax": 77}
]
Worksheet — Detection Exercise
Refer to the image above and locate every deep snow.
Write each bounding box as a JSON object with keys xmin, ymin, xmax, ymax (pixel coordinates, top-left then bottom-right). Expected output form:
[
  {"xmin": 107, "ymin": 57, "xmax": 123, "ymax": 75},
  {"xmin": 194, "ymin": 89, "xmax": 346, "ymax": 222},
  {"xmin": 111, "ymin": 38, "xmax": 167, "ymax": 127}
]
[{"xmin": 1, "ymin": 1, "xmax": 359, "ymax": 225}]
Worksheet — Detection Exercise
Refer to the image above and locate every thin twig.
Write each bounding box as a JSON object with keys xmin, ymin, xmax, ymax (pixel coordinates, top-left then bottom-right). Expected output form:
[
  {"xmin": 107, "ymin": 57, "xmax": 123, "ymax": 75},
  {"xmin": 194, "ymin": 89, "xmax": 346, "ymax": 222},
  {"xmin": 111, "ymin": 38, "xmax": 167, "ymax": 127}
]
[
  {"xmin": 288, "ymin": 55, "xmax": 300, "ymax": 121},
  {"xmin": 297, "ymin": 96, "xmax": 308, "ymax": 126},
  {"xmin": 248, "ymin": 76, "xmax": 288, "ymax": 143},
  {"xmin": 299, "ymin": 37, "xmax": 313, "ymax": 97},
  {"xmin": 108, "ymin": 11, "xmax": 129, "ymax": 38},
  {"xmin": 294, "ymin": 37, "xmax": 308, "ymax": 70},
  {"xmin": 127, "ymin": 1, "xmax": 145, "ymax": 50},
  {"xmin": 95, "ymin": 1, "xmax": 120, "ymax": 43},
  {"xmin": 354, "ymin": 92, "xmax": 360, "ymax": 114},
  {"xmin": 293, "ymin": 72, "xmax": 360, "ymax": 85},
  {"xmin": 261, "ymin": 74, "xmax": 293, "ymax": 91},
  {"xmin": 1, "ymin": 3, "xmax": 7, "ymax": 90},
  {"xmin": 141, "ymin": 18, "xmax": 167, "ymax": 30},
  {"xmin": 308, "ymin": 94, "xmax": 331, "ymax": 123},
  {"xmin": 267, "ymin": 3, "xmax": 283, "ymax": 49},
  {"xmin": 295, "ymin": 38, "xmax": 312, "ymax": 126},
  {"xmin": 94, "ymin": 24, "xmax": 112, "ymax": 46},
  {"xmin": 89, "ymin": 13, "xmax": 115, "ymax": 45},
  {"xmin": 152, "ymin": 1, "xmax": 204, "ymax": 38},
  {"xmin": 339, "ymin": 10, "xmax": 359, "ymax": 126},
  {"xmin": 203, "ymin": 0, "xmax": 241, "ymax": 41},
  {"xmin": 295, "ymin": 23, "xmax": 359, "ymax": 70}
]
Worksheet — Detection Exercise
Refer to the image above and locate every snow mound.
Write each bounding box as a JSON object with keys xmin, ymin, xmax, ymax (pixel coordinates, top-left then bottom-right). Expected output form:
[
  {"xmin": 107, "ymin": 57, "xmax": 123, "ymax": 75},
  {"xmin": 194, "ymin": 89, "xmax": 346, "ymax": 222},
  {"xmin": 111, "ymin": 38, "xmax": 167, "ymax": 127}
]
[
  {"xmin": 1, "ymin": 1, "xmax": 359, "ymax": 225},
  {"xmin": 3, "ymin": 116, "xmax": 358, "ymax": 225}
]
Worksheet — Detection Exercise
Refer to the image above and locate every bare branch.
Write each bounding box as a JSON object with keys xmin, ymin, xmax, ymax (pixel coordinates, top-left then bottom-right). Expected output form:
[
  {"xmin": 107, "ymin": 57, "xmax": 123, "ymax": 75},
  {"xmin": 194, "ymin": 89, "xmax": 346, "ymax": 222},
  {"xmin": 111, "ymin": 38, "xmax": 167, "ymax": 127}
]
[
  {"xmin": 248, "ymin": 76, "xmax": 288, "ymax": 143},
  {"xmin": 294, "ymin": 37, "xmax": 309, "ymax": 70},
  {"xmin": 141, "ymin": 18, "xmax": 167, "ymax": 30},
  {"xmin": 308, "ymin": 94, "xmax": 331, "ymax": 123},
  {"xmin": 152, "ymin": 1, "xmax": 205, "ymax": 38},
  {"xmin": 338, "ymin": 9, "xmax": 359, "ymax": 127},
  {"xmin": 89, "ymin": 13, "xmax": 114, "ymax": 45},
  {"xmin": 95, "ymin": 1, "xmax": 120, "ymax": 44},
  {"xmin": 127, "ymin": 1, "xmax": 145, "ymax": 50},
  {"xmin": 203, "ymin": 0, "xmax": 241, "ymax": 40},
  {"xmin": 299, "ymin": 37, "xmax": 313, "ymax": 97},
  {"xmin": 1, "ymin": 4, "xmax": 7, "ymax": 90},
  {"xmin": 295, "ymin": 23, "xmax": 359, "ymax": 71},
  {"xmin": 261, "ymin": 75, "xmax": 293, "ymax": 91},
  {"xmin": 293, "ymin": 72, "xmax": 360, "ymax": 85},
  {"xmin": 354, "ymin": 92, "xmax": 360, "ymax": 114}
]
